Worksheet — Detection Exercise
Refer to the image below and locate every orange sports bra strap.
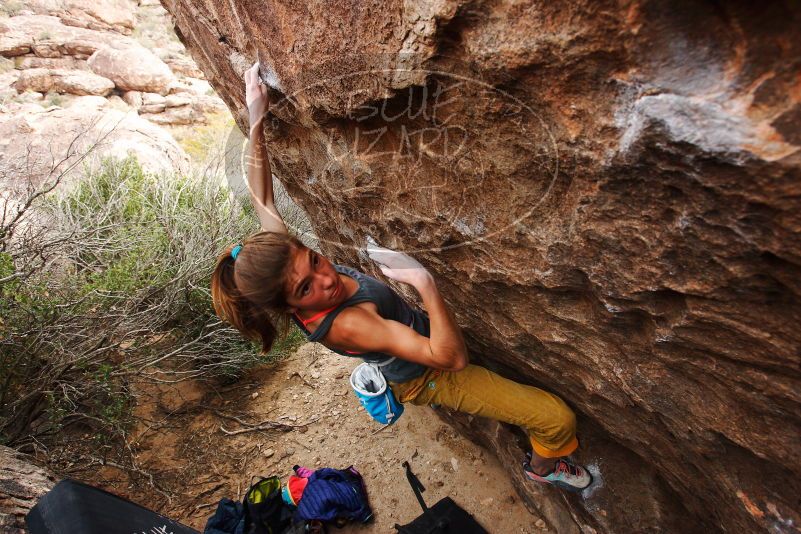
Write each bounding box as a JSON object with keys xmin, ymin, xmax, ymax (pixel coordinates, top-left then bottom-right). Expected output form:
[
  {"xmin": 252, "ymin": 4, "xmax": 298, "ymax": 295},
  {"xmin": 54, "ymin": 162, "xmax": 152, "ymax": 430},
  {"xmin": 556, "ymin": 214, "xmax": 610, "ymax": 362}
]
[{"xmin": 296, "ymin": 305, "xmax": 339, "ymax": 328}]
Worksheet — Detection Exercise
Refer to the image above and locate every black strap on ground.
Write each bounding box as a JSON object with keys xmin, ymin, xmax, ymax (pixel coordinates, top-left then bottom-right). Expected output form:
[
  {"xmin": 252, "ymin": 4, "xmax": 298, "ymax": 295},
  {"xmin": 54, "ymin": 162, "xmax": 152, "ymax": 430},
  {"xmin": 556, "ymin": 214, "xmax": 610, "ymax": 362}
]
[{"xmin": 402, "ymin": 461, "xmax": 428, "ymax": 513}]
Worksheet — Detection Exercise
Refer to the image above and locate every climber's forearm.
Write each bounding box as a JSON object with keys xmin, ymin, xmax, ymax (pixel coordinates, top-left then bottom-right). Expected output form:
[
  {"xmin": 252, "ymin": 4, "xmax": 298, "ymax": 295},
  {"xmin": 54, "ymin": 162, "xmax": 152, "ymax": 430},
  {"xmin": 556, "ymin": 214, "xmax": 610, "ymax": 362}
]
[
  {"xmin": 246, "ymin": 117, "xmax": 286, "ymax": 233},
  {"xmin": 247, "ymin": 116, "xmax": 273, "ymax": 207},
  {"xmin": 415, "ymin": 276, "xmax": 468, "ymax": 370}
]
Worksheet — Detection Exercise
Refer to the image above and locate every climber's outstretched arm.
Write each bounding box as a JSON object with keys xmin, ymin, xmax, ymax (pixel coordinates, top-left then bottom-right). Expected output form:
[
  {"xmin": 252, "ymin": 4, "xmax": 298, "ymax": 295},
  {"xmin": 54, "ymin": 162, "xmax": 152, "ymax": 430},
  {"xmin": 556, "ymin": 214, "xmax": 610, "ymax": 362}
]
[{"xmin": 245, "ymin": 62, "xmax": 287, "ymax": 234}]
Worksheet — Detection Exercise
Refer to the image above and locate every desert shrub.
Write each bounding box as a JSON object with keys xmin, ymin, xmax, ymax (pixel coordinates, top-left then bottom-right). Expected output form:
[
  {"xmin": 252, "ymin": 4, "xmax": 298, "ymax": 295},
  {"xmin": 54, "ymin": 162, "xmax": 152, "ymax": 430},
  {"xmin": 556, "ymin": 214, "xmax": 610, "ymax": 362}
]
[
  {"xmin": 0, "ymin": 156, "xmax": 307, "ymax": 449},
  {"xmin": 0, "ymin": 1, "xmax": 23, "ymax": 18}
]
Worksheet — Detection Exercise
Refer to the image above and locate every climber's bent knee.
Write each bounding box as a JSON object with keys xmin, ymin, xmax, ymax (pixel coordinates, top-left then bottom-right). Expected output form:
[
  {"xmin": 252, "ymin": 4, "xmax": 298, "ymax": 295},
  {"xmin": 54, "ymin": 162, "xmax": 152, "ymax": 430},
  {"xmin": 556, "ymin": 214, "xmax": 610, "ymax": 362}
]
[{"xmin": 529, "ymin": 398, "xmax": 578, "ymax": 458}]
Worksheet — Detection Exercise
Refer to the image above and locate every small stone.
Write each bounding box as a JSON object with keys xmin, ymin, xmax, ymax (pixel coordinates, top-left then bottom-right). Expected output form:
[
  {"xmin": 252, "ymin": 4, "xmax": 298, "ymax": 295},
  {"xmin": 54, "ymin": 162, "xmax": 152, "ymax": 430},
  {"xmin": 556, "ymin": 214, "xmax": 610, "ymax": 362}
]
[
  {"xmin": 450, "ymin": 458, "xmax": 459, "ymax": 472},
  {"xmin": 480, "ymin": 497, "xmax": 494, "ymax": 506},
  {"xmin": 251, "ymin": 392, "xmax": 259, "ymax": 399},
  {"xmin": 263, "ymin": 449, "xmax": 275, "ymax": 458},
  {"xmin": 535, "ymin": 519, "xmax": 546, "ymax": 530},
  {"xmin": 285, "ymin": 448, "xmax": 295, "ymax": 455},
  {"xmin": 311, "ymin": 372, "xmax": 321, "ymax": 379},
  {"xmin": 298, "ymin": 426, "xmax": 308, "ymax": 434}
]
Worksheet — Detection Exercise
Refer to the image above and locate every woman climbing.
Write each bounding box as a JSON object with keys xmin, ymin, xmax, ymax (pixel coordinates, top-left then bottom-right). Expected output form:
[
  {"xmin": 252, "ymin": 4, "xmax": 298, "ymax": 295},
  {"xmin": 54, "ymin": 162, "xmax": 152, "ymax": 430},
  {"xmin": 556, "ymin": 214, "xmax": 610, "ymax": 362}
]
[{"xmin": 210, "ymin": 62, "xmax": 592, "ymax": 492}]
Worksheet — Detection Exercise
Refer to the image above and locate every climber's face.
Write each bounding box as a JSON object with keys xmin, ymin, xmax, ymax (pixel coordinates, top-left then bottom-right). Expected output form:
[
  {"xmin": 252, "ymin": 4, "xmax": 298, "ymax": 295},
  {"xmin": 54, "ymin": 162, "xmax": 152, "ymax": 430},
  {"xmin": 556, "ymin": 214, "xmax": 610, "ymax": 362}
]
[{"xmin": 284, "ymin": 246, "xmax": 346, "ymax": 313}]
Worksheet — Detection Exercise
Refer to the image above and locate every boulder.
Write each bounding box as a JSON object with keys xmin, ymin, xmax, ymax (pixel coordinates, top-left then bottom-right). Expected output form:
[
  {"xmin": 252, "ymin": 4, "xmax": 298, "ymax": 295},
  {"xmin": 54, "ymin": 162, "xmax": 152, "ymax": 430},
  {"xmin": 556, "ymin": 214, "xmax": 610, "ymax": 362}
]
[
  {"xmin": 0, "ymin": 94, "xmax": 189, "ymax": 192},
  {"xmin": 14, "ymin": 56, "xmax": 89, "ymax": 71},
  {"xmin": 14, "ymin": 68, "xmax": 115, "ymax": 96},
  {"xmin": 55, "ymin": 69, "xmax": 114, "ymax": 96},
  {"xmin": 105, "ymin": 94, "xmax": 129, "ymax": 110},
  {"xmin": 139, "ymin": 103, "xmax": 165, "ymax": 114},
  {"xmin": 22, "ymin": 0, "xmax": 137, "ymax": 35},
  {"xmin": 164, "ymin": 94, "xmax": 190, "ymax": 108},
  {"xmin": 141, "ymin": 105, "xmax": 197, "ymax": 125},
  {"xmin": 141, "ymin": 92, "xmax": 166, "ymax": 105},
  {"xmin": 0, "ymin": 446, "xmax": 57, "ymax": 533},
  {"xmin": 0, "ymin": 15, "xmax": 135, "ymax": 59},
  {"xmin": 87, "ymin": 44, "xmax": 175, "ymax": 95},
  {"xmin": 161, "ymin": 0, "xmax": 801, "ymax": 533},
  {"xmin": 139, "ymin": 91, "xmax": 166, "ymax": 113},
  {"xmin": 0, "ymin": 70, "xmax": 19, "ymax": 91},
  {"xmin": 161, "ymin": 54, "xmax": 204, "ymax": 78},
  {"xmin": 12, "ymin": 69, "xmax": 54, "ymax": 94},
  {"xmin": 121, "ymin": 90, "xmax": 142, "ymax": 108},
  {"xmin": 189, "ymin": 94, "xmax": 226, "ymax": 114}
]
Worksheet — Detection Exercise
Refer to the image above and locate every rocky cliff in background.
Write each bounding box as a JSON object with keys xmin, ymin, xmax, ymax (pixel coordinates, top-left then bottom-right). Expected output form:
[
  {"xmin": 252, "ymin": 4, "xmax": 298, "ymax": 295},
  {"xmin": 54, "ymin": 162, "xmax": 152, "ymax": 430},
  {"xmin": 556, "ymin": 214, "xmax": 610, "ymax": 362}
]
[
  {"xmin": 0, "ymin": 0, "xmax": 229, "ymax": 190},
  {"xmin": 160, "ymin": 1, "xmax": 800, "ymax": 532}
]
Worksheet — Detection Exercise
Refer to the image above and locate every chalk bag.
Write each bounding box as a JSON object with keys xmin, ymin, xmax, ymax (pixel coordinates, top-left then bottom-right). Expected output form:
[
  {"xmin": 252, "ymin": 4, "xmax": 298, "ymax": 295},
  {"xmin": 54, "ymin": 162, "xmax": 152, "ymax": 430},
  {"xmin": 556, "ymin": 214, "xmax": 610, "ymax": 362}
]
[{"xmin": 349, "ymin": 362, "xmax": 404, "ymax": 425}]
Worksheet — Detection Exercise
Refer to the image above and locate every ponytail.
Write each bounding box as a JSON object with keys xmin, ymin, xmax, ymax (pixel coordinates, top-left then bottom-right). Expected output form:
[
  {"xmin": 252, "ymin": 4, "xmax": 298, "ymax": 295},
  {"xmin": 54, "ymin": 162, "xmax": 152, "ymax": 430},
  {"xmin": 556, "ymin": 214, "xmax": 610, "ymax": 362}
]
[{"xmin": 211, "ymin": 233, "xmax": 304, "ymax": 354}]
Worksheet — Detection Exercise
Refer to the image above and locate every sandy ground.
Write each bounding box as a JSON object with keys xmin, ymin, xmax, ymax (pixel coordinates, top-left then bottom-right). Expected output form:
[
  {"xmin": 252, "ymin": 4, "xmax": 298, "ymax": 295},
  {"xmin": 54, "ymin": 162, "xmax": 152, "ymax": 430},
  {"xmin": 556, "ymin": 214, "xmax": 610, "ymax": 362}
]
[{"xmin": 89, "ymin": 342, "xmax": 547, "ymax": 533}]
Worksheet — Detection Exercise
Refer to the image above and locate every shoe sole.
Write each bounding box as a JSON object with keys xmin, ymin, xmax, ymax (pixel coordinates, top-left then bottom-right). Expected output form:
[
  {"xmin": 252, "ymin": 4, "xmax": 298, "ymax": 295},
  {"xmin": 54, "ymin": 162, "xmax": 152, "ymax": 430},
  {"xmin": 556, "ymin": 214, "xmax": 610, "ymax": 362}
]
[{"xmin": 523, "ymin": 458, "xmax": 594, "ymax": 493}]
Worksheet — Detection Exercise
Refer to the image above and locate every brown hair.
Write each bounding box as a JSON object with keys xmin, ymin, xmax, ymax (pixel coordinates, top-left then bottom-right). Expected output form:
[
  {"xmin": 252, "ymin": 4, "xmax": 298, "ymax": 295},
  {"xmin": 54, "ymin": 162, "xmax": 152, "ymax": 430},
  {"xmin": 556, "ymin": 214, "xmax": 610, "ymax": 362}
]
[{"xmin": 211, "ymin": 231, "xmax": 306, "ymax": 354}]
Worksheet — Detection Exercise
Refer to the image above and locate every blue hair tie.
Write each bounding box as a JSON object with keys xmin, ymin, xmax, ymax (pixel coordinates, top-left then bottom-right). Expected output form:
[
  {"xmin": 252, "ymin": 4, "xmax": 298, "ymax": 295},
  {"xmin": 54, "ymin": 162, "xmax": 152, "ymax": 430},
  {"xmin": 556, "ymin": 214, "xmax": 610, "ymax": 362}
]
[{"xmin": 231, "ymin": 244, "xmax": 243, "ymax": 260}]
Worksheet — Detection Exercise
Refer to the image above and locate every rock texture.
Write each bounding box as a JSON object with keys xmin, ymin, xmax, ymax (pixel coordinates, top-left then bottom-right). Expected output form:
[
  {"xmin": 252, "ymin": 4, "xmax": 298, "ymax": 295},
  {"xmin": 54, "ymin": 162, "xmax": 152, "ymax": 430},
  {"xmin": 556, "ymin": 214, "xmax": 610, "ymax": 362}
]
[
  {"xmin": 0, "ymin": 446, "xmax": 57, "ymax": 533},
  {"xmin": 0, "ymin": 0, "xmax": 231, "ymax": 191},
  {"xmin": 14, "ymin": 67, "xmax": 115, "ymax": 95},
  {"xmin": 87, "ymin": 44, "xmax": 175, "ymax": 94},
  {"xmin": 162, "ymin": 1, "xmax": 801, "ymax": 532},
  {"xmin": 21, "ymin": 0, "xmax": 137, "ymax": 36},
  {"xmin": 0, "ymin": 96, "xmax": 189, "ymax": 190},
  {"xmin": 0, "ymin": 4, "xmax": 226, "ymax": 125}
]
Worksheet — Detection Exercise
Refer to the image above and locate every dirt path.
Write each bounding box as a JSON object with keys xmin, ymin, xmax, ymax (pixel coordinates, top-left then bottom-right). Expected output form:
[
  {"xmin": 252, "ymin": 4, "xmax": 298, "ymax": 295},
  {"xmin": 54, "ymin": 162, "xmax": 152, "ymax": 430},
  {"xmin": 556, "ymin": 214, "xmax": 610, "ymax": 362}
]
[{"xmin": 94, "ymin": 343, "xmax": 547, "ymax": 533}]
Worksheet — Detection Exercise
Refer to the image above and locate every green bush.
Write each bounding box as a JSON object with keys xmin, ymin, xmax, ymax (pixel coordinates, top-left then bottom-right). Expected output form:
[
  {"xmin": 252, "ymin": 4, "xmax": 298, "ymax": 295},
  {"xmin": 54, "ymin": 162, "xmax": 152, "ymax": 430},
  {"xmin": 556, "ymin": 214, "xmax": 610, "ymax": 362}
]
[{"xmin": 0, "ymin": 157, "xmax": 306, "ymax": 449}]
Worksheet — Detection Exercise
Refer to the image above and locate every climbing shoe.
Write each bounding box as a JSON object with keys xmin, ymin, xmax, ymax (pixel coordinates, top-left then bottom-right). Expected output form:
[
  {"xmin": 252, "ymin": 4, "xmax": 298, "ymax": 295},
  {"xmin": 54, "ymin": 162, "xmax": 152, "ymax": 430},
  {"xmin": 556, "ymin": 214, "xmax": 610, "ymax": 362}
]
[{"xmin": 522, "ymin": 452, "xmax": 592, "ymax": 492}]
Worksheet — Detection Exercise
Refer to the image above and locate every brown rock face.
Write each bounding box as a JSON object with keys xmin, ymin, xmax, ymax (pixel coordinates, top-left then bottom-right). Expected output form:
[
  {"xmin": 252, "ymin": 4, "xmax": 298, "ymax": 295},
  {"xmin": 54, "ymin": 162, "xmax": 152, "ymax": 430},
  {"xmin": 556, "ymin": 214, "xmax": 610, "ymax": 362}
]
[
  {"xmin": 0, "ymin": 446, "xmax": 57, "ymax": 533},
  {"xmin": 162, "ymin": 1, "xmax": 801, "ymax": 532}
]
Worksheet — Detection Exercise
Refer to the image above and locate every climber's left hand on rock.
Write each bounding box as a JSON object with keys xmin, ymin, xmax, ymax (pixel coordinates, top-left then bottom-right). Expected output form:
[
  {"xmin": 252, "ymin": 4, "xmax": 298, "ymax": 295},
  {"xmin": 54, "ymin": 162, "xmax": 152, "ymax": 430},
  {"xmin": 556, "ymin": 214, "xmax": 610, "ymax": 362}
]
[{"xmin": 245, "ymin": 62, "xmax": 269, "ymax": 126}]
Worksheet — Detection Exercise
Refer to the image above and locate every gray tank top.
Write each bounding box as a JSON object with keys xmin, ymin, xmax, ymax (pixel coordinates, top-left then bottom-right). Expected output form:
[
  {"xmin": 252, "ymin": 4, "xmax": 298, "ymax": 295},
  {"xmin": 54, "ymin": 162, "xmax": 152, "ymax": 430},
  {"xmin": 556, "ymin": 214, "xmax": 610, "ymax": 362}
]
[{"xmin": 291, "ymin": 265, "xmax": 429, "ymax": 382}]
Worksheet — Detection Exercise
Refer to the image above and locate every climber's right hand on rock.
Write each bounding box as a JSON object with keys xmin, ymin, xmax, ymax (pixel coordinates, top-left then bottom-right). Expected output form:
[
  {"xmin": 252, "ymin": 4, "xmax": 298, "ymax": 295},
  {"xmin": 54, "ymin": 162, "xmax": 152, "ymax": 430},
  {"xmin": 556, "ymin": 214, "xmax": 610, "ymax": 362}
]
[
  {"xmin": 245, "ymin": 62, "xmax": 269, "ymax": 126},
  {"xmin": 367, "ymin": 244, "xmax": 433, "ymax": 289}
]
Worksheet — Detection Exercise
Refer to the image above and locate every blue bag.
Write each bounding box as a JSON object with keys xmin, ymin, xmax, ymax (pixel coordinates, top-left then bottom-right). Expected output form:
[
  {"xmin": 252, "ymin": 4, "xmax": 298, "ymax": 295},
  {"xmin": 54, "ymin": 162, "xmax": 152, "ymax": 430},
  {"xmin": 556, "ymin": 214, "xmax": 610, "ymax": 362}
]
[
  {"xmin": 294, "ymin": 467, "xmax": 373, "ymax": 524},
  {"xmin": 349, "ymin": 361, "xmax": 404, "ymax": 425}
]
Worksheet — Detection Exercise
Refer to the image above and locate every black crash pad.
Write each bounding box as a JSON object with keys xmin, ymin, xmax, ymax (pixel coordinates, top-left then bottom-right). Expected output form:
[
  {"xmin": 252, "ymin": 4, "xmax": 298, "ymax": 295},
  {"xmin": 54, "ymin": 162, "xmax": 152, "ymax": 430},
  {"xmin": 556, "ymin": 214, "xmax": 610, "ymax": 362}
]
[{"xmin": 26, "ymin": 478, "xmax": 199, "ymax": 534}]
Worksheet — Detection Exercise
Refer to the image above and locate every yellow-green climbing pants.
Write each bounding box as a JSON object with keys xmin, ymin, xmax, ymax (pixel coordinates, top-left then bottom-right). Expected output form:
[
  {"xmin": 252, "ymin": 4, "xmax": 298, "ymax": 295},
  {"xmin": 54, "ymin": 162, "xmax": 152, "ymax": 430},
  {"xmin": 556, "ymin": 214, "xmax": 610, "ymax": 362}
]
[{"xmin": 390, "ymin": 364, "xmax": 578, "ymax": 458}]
